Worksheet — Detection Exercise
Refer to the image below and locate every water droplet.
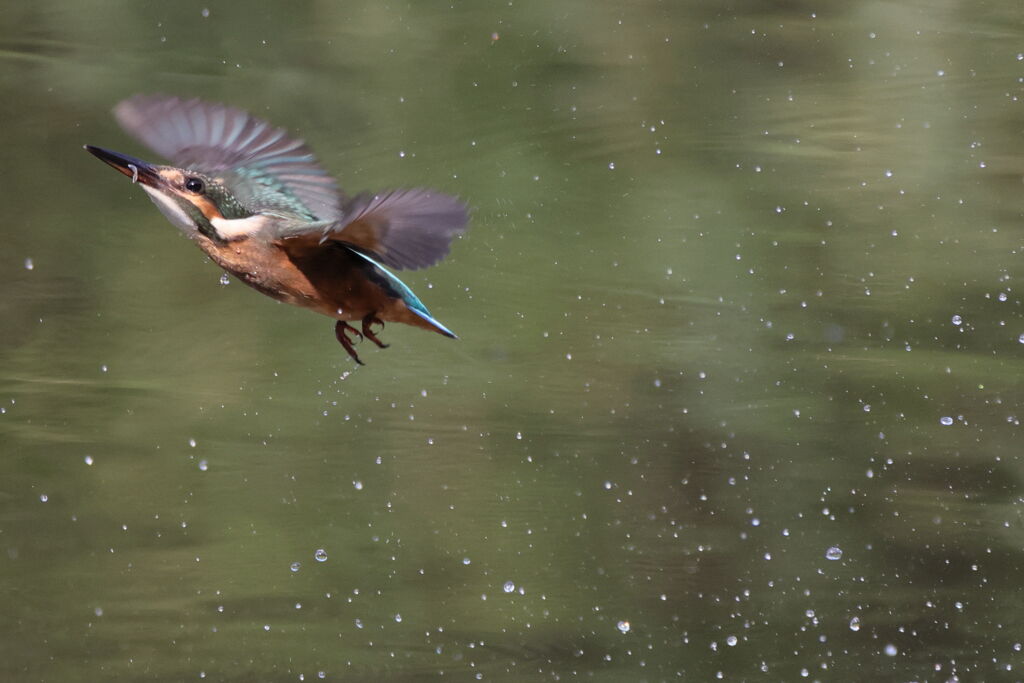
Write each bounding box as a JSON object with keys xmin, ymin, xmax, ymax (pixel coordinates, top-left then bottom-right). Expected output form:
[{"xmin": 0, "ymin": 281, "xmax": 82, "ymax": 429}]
[
  {"xmin": 608, "ymin": 162, "xmax": 616, "ymax": 170},
  {"xmin": 39, "ymin": 494, "xmax": 48, "ymax": 503},
  {"xmin": 884, "ymin": 643, "xmax": 898, "ymax": 656},
  {"xmin": 939, "ymin": 416, "xmax": 954, "ymax": 426},
  {"xmin": 93, "ymin": 607, "xmax": 103, "ymax": 617},
  {"xmin": 188, "ymin": 438, "xmax": 197, "ymax": 448},
  {"xmin": 951, "ymin": 314, "xmax": 962, "ymax": 325},
  {"xmin": 394, "ymin": 613, "xmax": 403, "ymax": 623},
  {"xmin": 219, "ymin": 273, "xmax": 230, "ymax": 285},
  {"xmin": 314, "ymin": 548, "xmax": 328, "ymax": 562},
  {"xmin": 24, "ymin": 258, "xmax": 34, "ymax": 270},
  {"xmin": 503, "ymin": 581, "xmax": 515, "ymax": 593},
  {"xmin": 616, "ymin": 620, "xmax": 630, "ymax": 633},
  {"xmin": 290, "ymin": 562, "xmax": 301, "ymax": 573},
  {"xmin": 726, "ymin": 635, "xmax": 738, "ymax": 646},
  {"xmin": 825, "ymin": 546, "xmax": 843, "ymax": 560},
  {"xmin": 462, "ymin": 557, "xmax": 471, "ymax": 565},
  {"xmin": 849, "ymin": 616, "xmax": 861, "ymax": 631},
  {"xmin": 352, "ymin": 480, "xmax": 363, "ymax": 490},
  {"xmin": 84, "ymin": 455, "xmax": 94, "ymax": 466},
  {"xmin": 198, "ymin": 459, "xmax": 208, "ymax": 472}
]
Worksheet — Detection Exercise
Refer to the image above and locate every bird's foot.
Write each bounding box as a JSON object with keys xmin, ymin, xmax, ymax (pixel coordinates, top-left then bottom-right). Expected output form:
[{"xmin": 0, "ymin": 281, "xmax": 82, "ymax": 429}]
[
  {"xmin": 361, "ymin": 314, "xmax": 389, "ymax": 349},
  {"xmin": 335, "ymin": 321, "xmax": 365, "ymax": 365}
]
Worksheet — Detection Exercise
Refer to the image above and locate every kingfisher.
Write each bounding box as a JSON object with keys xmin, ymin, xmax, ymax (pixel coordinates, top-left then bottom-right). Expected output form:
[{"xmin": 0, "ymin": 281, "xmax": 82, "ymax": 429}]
[{"xmin": 85, "ymin": 94, "xmax": 468, "ymax": 365}]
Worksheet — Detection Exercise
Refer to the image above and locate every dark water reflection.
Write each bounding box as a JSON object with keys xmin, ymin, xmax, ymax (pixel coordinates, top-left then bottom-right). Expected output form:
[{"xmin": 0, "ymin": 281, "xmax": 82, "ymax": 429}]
[{"xmin": 3, "ymin": 1, "xmax": 1024, "ymax": 681}]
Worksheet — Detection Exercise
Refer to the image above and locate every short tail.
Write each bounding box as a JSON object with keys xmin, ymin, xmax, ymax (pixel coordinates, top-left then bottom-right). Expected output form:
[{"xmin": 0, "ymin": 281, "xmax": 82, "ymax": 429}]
[
  {"xmin": 348, "ymin": 247, "xmax": 458, "ymax": 339},
  {"xmin": 410, "ymin": 308, "xmax": 458, "ymax": 339}
]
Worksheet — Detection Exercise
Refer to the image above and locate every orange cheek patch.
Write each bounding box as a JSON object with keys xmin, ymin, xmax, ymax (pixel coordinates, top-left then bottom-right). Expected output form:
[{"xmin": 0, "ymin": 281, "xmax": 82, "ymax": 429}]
[{"xmin": 192, "ymin": 196, "xmax": 225, "ymax": 222}]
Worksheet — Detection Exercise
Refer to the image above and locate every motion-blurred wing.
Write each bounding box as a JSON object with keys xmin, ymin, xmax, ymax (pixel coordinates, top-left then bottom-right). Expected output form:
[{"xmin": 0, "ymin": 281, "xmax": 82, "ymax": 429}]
[
  {"xmin": 336, "ymin": 189, "xmax": 468, "ymax": 270},
  {"xmin": 113, "ymin": 94, "xmax": 343, "ymax": 221},
  {"xmin": 276, "ymin": 189, "xmax": 468, "ymax": 271}
]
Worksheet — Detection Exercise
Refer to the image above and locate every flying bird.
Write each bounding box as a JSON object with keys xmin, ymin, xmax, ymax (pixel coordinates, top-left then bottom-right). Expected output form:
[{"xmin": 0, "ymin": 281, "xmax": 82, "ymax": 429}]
[{"xmin": 86, "ymin": 95, "xmax": 468, "ymax": 365}]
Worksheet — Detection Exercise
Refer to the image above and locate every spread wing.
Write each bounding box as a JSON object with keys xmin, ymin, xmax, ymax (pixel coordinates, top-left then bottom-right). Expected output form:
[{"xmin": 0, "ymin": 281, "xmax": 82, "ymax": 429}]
[
  {"xmin": 113, "ymin": 94, "xmax": 343, "ymax": 221},
  {"xmin": 276, "ymin": 189, "xmax": 469, "ymax": 271}
]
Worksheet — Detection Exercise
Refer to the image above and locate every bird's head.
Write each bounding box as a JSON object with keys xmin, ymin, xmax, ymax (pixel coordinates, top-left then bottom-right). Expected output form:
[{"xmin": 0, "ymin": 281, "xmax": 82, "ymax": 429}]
[
  {"xmin": 84, "ymin": 95, "xmax": 347, "ymax": 243},
  {"xmin": 85, "ymin": 145, "xmax": 259, "ymax": 243}
]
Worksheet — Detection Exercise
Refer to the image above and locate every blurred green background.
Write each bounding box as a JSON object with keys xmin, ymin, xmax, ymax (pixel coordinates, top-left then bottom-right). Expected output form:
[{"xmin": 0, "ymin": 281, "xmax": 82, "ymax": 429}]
[{"xmin": 2, "ymin": 1, "xmax": 1024, "ymax": 680}]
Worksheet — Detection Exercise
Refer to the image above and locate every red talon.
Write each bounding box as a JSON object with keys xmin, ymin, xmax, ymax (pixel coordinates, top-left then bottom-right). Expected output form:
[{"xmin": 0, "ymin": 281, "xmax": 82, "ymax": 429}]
[
  {"xmin": 335, "ymin": 320, "xmax": 365, "ymax": 365},
  {"xmin": 361, "ymin": 314, "xmax": 389, "ymax": 349}
]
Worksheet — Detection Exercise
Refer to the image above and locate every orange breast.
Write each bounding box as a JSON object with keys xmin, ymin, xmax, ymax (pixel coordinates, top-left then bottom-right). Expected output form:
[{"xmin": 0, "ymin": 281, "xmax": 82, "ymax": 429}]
[{"xmin": 197, "ymin": 236, "xmax": 413, "ymax": 324}]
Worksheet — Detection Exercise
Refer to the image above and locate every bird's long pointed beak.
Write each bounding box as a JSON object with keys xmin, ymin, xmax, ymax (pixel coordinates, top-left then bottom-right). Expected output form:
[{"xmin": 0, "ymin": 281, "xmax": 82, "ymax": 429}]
[{"xmin": 84, "ymin": 145, "xmax": 159, "ymax": 186}]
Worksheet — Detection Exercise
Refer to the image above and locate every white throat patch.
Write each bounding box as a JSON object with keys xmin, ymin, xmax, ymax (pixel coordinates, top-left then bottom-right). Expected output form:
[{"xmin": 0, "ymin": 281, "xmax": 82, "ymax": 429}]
[
  {"xmin": 142, "ymin": 185, "xmax": 196, "ymax": 235},
  {"xmin": 211, "ymin": 214, "xmax": 269, "ymax": 240},
  {"xmin": 141, "ymin": 185, "xmax": 268, "ymax": 241}
]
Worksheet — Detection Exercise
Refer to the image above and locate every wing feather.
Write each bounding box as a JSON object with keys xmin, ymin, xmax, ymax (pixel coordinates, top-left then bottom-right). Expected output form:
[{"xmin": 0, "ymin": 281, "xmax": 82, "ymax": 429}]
[
  {"xmin": 275, "ymin": 189, "xmax": 468, "ymax": 271},
  {"xmin": 113, "ymin": 95, "xmax": 343, "ymax": 221},
  {"xmin": 334, "ymin": 190, "xmax": 468, "ymax": 270}
]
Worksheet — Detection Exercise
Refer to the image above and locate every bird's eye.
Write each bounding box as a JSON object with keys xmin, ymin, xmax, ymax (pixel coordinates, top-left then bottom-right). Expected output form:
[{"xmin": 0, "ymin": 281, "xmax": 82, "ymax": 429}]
[{"xmin": 184, "ymin": 177, "xmax": 204, "ymax": 193}]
